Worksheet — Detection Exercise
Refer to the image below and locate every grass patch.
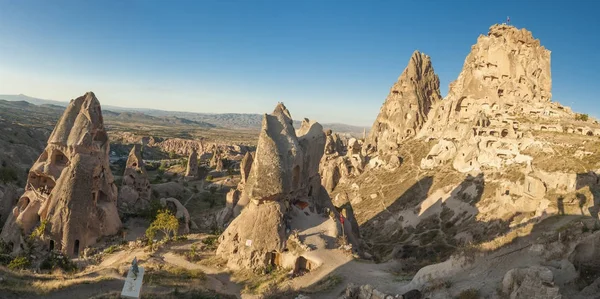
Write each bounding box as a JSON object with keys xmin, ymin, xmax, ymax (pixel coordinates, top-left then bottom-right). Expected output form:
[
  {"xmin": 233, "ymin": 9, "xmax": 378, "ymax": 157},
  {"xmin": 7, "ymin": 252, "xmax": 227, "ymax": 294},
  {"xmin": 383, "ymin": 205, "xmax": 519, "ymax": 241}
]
[
  {"xmin": 302, "ymin": 274, "xmax": 343, "ymax": 293},
  {"xmin": 232, "ymin": 268, "xmax": 291, "ymax": 295},
  {"xmin": 144, "ymin": 266, "xmax": 205, "ymax": 288}
]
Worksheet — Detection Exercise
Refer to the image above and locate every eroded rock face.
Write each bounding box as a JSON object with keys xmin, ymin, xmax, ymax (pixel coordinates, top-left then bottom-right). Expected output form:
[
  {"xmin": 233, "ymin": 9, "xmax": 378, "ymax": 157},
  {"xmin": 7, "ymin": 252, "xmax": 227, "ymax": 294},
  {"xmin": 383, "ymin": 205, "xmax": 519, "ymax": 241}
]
[
  {"xmin": 418, "ymin": 24, "xmax": 556, "ymax": 173},
  {"xmin": 185, "ymin": 149, "xmax": 198, "ymax": 177},
  {"xmin": 216, "ymin": 103, "xmax": 326, "ymax": 270},
  {"xmin": 240, "ymin": 152, "xmax": 254, "ymax": 184},
  {"xmin": 118, "ymin": 144, "xmax": 151, "ymax": 214},
  {"xmin": 1, "ymin": 92, "xmax": 122, "ymax": 256},
  {"xmin": 367, "ymin": 51, "xmax": 442, "ymax": 154}
]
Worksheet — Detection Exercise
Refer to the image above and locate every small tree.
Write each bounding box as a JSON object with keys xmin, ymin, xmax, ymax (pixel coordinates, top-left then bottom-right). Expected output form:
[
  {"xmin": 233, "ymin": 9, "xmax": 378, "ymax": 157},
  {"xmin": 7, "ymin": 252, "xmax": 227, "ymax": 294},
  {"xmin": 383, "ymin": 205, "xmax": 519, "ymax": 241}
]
[
  {"xmin": 146, "ymin": 209, "xmax": 179, "ymax": 241},
  {"xmin": 576, "ymin": 113, "xmax": 589, "ymax": 121}
]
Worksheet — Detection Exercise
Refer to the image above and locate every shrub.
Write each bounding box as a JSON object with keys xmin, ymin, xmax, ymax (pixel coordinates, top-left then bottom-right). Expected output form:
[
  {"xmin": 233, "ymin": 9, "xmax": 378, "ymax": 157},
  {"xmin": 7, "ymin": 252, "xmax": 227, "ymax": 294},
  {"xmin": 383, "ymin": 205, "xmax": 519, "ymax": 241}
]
[
  {"xmin": 576, "ymin": 114, "xmax": 589, "ymax": 121},
  {"xmin": 29, "ymin": 220, "xmax": 47, "ymax": 240},
  {"xmin": 40, "ymin": 252, "xmax": 77, "ymax": 272},
  {"xmin": 146, "ymin": 209, "xmax": 180, "ymax": 241},
  {"xmin": 202, "ymin": 236, "xmax": 218, "ymax": 248},
  {"xmin": 103, "ymin": 245, "xmax": 121, "ymax": 254},
  {"xmin": 8, "ymin": 256, "xmax": 30, "ymax": 270},
  {"xmin": 206, "ymin": 175, "xmax": 213, "ymax": 181},
  {"xmin": 142, "ymin": 198, "xmax": 163, "ymax": 220}
]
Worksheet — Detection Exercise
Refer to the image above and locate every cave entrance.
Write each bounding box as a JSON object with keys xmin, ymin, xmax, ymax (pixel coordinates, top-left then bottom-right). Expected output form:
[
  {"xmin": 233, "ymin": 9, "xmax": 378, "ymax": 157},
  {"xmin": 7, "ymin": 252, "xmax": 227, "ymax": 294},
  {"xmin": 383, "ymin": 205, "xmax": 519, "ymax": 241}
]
[
  {"xmin": 294, "ymin": 256, "xmax": 314, "ymax": 275},
  {"xmin": 73, "ymin": 239, "xmax": 80, "ymax": 256}
]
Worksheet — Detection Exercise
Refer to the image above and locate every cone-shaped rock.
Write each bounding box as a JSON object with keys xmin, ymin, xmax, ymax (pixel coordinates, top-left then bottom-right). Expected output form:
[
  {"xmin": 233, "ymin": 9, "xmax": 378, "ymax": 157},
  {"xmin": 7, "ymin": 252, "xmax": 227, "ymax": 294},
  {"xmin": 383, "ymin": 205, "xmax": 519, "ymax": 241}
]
[
  {"xmin": 118, "ymin": 144, "xmax": 151, "ymax": 214},
  {"xmin": 185, "ymin": 149, "xmax": 198, "ymax": 177},
  {"xmin": 216, "ymin": 103, "xmax": 326, "ymax": 270},
  {"xmin": 0, "ymin": 92, "xmax": 122, "ymax": 256},
  {"xmin": 367, "ymin": 51, "xmax": 442, "ymax": 153}
]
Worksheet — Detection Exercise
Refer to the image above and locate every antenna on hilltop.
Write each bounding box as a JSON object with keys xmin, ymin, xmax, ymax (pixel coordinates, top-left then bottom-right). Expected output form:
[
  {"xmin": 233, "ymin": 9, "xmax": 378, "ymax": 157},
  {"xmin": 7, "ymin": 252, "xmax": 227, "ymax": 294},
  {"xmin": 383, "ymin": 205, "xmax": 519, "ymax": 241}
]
[{"xmin": 507, "ymin": 16, "xmax": 511, "ymax": 25}]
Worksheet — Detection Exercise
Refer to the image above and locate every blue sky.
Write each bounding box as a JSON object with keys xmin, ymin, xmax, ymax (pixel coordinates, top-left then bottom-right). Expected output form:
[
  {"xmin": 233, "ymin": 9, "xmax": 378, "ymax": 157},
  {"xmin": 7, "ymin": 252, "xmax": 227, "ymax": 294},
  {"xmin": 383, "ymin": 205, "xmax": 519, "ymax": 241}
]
[{"xmin": 0, "ymin": 0, "xmax": 598, "ymax": 126}]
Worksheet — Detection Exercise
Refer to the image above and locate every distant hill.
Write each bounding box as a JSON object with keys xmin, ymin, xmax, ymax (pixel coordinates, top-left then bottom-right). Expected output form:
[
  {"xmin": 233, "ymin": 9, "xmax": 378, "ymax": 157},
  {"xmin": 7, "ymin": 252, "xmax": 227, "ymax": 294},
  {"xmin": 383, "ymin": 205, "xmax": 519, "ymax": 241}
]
[{"xmin": 0, "ymin": 94, "xmax": 370, "ymax": 135}]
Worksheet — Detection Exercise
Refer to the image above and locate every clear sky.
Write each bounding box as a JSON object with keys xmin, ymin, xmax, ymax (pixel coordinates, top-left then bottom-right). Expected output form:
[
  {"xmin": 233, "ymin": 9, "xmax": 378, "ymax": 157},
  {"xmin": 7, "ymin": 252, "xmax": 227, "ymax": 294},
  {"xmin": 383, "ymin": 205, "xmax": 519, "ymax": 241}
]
[{"xmin": 0, "ymin": 0, "xmax": 598, "ymax": 126}]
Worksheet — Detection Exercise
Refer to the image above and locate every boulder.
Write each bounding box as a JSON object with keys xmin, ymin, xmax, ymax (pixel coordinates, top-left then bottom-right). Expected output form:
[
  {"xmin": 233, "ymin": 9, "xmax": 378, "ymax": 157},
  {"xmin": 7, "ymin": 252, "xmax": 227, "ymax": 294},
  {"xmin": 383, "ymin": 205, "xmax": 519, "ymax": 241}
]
[{"xmin": 502, "ymin": 266, "xmax": 561, "ymax": 299}]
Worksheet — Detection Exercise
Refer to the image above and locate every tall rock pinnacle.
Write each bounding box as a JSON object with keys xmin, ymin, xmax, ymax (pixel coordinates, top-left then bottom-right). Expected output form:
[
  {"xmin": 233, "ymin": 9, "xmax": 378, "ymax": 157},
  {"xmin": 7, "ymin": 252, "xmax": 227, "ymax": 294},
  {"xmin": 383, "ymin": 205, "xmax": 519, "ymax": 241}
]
[
  {"xmin": 1, "ymin": 92, "xmax": 122, "ymax": 256},
  {"xmin": 367, "ymin": 50, "xmax": 442, "ymax": 153}
]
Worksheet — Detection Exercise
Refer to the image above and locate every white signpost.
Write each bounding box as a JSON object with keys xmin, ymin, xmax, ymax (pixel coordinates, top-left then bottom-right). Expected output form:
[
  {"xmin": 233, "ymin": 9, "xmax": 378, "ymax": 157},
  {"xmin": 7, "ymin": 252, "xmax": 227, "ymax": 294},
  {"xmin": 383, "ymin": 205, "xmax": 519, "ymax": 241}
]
[{"xmin": 121, "ymin": 257, "xmax": 144, "ymax": 299}]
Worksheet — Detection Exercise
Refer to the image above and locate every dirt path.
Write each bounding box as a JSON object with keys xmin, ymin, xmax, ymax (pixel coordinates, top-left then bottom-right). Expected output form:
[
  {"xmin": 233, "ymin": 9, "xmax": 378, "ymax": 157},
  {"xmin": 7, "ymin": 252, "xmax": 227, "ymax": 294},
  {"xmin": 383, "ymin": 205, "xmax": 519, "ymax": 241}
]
[{"xmin": 163, "ymin": 252, "xmax": 244, "ymax": 298}]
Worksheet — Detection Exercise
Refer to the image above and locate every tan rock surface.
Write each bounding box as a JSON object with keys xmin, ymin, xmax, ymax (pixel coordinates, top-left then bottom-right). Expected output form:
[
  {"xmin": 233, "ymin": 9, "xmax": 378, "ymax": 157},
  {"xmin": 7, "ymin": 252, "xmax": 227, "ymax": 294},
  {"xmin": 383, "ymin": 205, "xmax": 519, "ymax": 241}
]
[
  {"xmin": 185, "ymin": 149, "xmax": 198, "ymax": 177},
  {"xmin": 367, "ymin": 51, "xmax": 442, "ymax": 153},
  {"xmin": 1, "ymin": 92, "xmax": 122, "ymax": 256},
  {"xmin": 118, "ymin": 144, "xmax": 151, "ymax": 214}
]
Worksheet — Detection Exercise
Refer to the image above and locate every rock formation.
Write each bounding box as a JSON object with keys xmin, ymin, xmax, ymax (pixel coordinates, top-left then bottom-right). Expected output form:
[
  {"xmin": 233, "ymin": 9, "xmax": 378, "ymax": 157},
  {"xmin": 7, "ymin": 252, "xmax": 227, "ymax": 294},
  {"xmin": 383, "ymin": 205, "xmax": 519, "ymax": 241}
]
[
  {"xmin": 367, "ymin": 51, "xmax": 442, "ymax": 154},
  {"xmin": 240, "ymin": 152, "xmax": 253, "ymax": 184},
  {"xmin": 216, "ymin": 103, "xmax": 328, "ymax": 270},
  {"xmin": 118, "ymin": 144, "xmax": 151, "ymax": 215},
  {"xmin": 215, "ymin": 156, "xmax": 224, "ymax": 172},
  {"xmin": 0, "ymin": 92, "xmax": 122, "ymax": 256},
  {"xmin": 502, "ymin": 266, "xmax": 561, "ymax": 299},
  {"xmin": 418, "ymin": 24, "xmax": 558, "ymax": 172},
  {"xmin": 185, "ymin": 149, "xmax": 198, "ymax": 177},
  {"xmin": 209, "ymin": 149, "xmax": 221, "ymax": 168}
]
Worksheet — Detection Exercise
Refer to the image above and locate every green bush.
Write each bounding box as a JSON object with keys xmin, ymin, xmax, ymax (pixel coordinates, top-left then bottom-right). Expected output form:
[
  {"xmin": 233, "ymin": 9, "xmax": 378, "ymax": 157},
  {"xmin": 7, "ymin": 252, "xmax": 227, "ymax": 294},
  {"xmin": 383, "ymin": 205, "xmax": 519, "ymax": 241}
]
[
  {"xmin": 104, "ymin": 245, "xmax": 121, "ymax": 254},
  {"xmin": 202, "ymin": 236, "xmax": 218, "ymax": 249},
  {"xmin": 29, "ymin": 220, "xmax": 47, "ymax": 240},
  {"xmin": 146, "ymin": 209, "xmax": 180, "ymax": 241},
  {"xmin": 576, "ymin": 114, "xmax": 589, "ymax": 121},
  {"xmin": 206, "ymin": 175, "xmax": 213, "ymax": 181},
  {"xmin": 8, "ymin": 256, "xmax": 30, "ymax": 270},
  {"xmin": 40, "ymin": 252, "xmax": 77, "ymax": 272}
]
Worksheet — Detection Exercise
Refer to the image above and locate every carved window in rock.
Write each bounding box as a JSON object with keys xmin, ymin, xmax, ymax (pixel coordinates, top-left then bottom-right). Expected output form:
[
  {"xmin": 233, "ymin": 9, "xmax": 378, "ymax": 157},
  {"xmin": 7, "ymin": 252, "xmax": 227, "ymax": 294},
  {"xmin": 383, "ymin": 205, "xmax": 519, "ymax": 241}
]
[
  {"xmin": 97, "ymin": 190, "xmax": 110, "ymax": 204},
  {"xmin": 17, "ymin": 197, "xmax": 30, "ymax": 211},
  {"xmin": 587, "ymin": 131, "xmax": 594, "ymax": 136},
  {"xmin": 93, "ymin": 131, "xmax": 108, "ymax": 147},
  {"xmin": 501, "ymin": 129, "xmax": 509, "ymax": 138},
  {"xmin": 53, "ymin": 150, "xmax": 68, "ymax": 166},
  {"xmin": 49, "ymin": 240, "xmax": 55, "ymax": 251}
]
